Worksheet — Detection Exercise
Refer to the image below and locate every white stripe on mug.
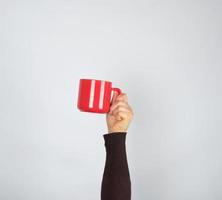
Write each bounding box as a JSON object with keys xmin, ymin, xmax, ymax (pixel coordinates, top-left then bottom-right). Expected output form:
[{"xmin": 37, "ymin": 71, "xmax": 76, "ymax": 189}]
[
  {"xmin": 99, "ymin": 81, "xmax": 105, "ymax": 109},
  {"xmin": 89, "ymin": 80, "xmax": 96, "ymax": 108}
]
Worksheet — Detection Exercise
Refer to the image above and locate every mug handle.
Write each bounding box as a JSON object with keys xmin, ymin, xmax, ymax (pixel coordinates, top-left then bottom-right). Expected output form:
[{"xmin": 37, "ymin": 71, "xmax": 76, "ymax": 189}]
[{"xmin": 111, "ymin": 87, "xmax": 122, "ymax": 96}]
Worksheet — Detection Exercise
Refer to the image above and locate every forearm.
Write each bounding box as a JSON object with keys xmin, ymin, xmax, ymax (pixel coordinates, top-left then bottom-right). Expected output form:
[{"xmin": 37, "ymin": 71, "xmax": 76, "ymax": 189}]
[{"xmin": 101, "ymin": 132, "xmax": 131, "ymax": 200}]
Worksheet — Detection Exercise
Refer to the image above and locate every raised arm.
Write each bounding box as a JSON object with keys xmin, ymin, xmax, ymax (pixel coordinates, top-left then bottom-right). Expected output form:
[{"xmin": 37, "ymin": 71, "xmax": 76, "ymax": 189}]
[{"xmin": 101, "ymin": 93, "xmax": 134, "ymax": 200}]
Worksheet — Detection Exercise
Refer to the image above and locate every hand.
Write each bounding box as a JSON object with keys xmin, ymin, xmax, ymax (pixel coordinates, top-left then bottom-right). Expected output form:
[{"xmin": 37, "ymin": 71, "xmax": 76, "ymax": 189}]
[{"xmin": 106, "ymin": 92, "xmax": 134, "ymax": 133}]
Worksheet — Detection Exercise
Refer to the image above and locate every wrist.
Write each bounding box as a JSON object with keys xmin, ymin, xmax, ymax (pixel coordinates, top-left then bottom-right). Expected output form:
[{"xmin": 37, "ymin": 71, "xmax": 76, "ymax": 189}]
[{"xmin": 108, "ymin": 129, "xmax": 127, "ymax": 134}]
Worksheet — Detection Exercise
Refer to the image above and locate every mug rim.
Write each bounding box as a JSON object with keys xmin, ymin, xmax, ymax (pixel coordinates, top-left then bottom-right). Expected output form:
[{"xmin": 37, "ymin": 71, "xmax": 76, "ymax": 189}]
[{"xmin": 80, "ymin": 78, "xmax": 112, "ymax": 83}]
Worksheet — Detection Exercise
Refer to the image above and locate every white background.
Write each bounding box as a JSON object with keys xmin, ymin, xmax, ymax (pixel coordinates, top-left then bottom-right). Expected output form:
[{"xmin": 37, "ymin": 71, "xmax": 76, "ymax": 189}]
[{"xmin": 1, "ymin": 0, "xmax": 222, "ymax": 199}]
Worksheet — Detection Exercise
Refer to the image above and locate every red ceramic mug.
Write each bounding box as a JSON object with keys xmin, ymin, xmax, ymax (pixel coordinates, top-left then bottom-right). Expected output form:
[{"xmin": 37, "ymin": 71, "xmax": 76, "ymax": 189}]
[{"xmin": 77, "ymin": 78, "xmax": 122, "ymax": 113}]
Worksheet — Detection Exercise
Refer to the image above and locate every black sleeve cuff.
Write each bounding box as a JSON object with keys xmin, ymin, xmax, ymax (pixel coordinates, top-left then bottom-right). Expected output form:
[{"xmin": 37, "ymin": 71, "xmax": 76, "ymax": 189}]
[{"xmin": 103, "ymin": 132, "xmax": 127, "ymax": 149}]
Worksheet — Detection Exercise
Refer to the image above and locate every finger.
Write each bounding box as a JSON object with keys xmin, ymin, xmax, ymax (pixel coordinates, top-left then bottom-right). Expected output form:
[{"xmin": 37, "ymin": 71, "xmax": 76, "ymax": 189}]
[
  {"xmin": 127, "ymin": 105, "xmax": 134, "ymax": 115},
  {"xmin": 109, "ymin": 102, "xmax": 129, "ymax": 114},
  {"xmin": 110, "ymin": 101, "xmax": 129, "ymax": 111},
  {"xmin": 116, "ymin": 111, "xmax": 131, "ymax": 120},
  {"xmin": 110, "ymin": 101, "xmax": 134, "ymax": 116},
  {"xmin": 112, "ymin": 106, "xmax": 131, "ymax": 116},
  {"xmin": 116, "ymin": 93, "xmax": 128, "ymax": 103}
]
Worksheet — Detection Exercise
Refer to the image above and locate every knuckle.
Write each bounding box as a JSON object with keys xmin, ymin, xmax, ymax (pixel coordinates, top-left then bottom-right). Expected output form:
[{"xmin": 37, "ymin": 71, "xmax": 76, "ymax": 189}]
[
  {"xmin": 117, "ymin": 111, "xmax": 122, "ymax": 115},
  {"xmin": 115, "ymin": 99, "xmax": 123, "ymax": 103},
  {"xmin": 128, "ymin": 112, "xmax": 133, "ymax": 119},
  {"xmin": 123, "ymin": 93, "xmax": 128, "ymax": 99},
  {"xmin": 117, "ymin": 105, "xmax": 121, "ymax": 110},
  {"xmin": 118, "ymin": 111, "xmax": 125, "ymax": 117},
  {"xmin": 116, "ymin": 97, "xmax": 123, "ymax": 102},
  {"xmin": 122, "ymin": 101, "xmax": 128, "ymax": 106},
  {"xmin": 112, "ymin": 101, "xmax": 120, "ymax": 107}
]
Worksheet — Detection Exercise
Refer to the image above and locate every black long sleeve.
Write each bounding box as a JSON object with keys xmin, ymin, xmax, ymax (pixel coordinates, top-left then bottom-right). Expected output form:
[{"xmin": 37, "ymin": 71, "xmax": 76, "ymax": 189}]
[{"xmin": 101, "ymin": 132, "xmax": 131, "ymax": 200}]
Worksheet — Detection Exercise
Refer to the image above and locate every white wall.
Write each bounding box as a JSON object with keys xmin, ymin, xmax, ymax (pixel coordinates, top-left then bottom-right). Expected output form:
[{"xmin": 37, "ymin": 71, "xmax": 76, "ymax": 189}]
[{"xmin": 1, "ymin": 0, "xmax": 222, "ymax": 200}]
